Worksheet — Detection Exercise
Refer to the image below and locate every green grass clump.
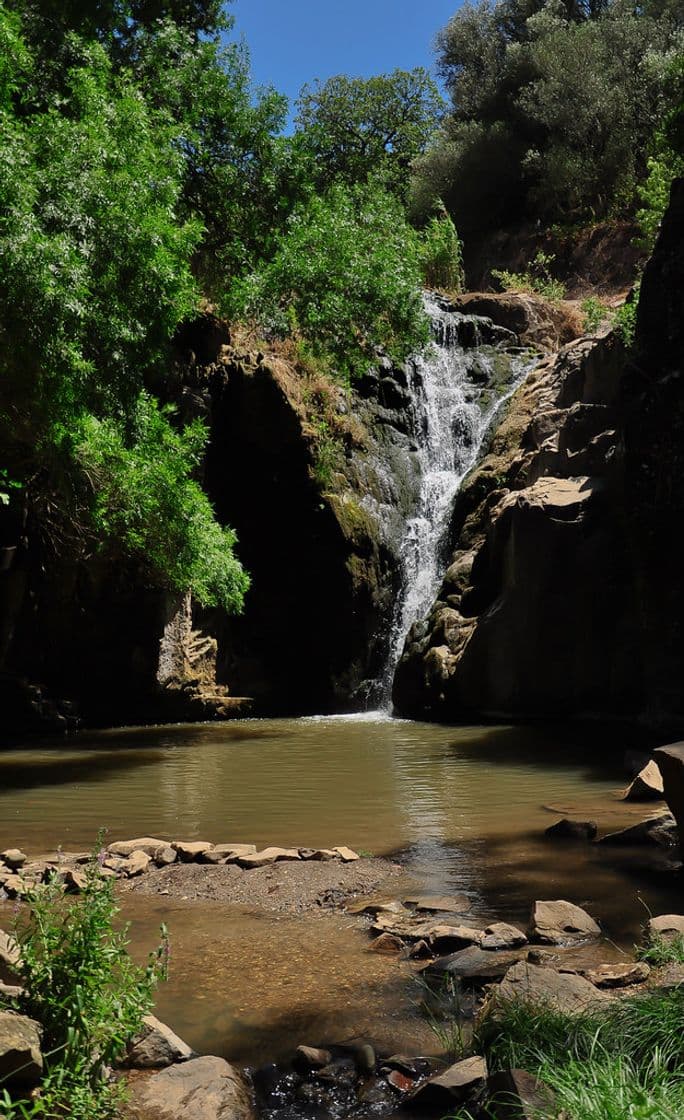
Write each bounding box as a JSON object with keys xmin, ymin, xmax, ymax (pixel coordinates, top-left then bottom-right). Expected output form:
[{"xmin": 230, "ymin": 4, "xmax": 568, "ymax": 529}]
[{"xmin": 637, "ymin": 931, "xmax": 684, "ymax": 967}]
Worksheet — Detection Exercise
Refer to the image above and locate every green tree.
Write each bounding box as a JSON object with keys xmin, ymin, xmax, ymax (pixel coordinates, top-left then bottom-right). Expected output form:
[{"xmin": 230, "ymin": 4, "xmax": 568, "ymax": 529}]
[{"xmin": 295, "ymin": 68, "xmax": 444, "ymax": 196}]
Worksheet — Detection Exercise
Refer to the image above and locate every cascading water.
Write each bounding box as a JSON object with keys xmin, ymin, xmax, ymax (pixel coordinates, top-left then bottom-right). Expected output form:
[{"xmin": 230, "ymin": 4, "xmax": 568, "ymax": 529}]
[{"xmin": 375, "ymin": 293, "xmax": 534, "ymax": 708}]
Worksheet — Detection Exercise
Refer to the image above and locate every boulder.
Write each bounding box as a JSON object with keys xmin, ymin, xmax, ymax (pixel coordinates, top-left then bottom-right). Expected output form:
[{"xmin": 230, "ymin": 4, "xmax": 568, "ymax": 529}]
[
  {"xmin": 598, "ymin": 813, "xmax": 677, "ymax": 848},
  {"xmin": 108, "ymin": 838, "xmax": 169, "ymax": 858},
  {"xmin": 154, "ymin": 846, "xmax": 178, "ymax": 867},
  {"xmin": 492, "ymin": 961, "xmax": 610, "ymax": 1014},
  {"xmin": 0, "ymin": 1011, "xmax": 43, "ymax": 1087},
  {"xmin": 531, "ymin": 900, "xmax": 600, "ymax": 944},
  {"xmin": 126, "ymin": 850, "xmax": 152, "ymax": 877},
  {"xmin": 480, "ymin": 923, "xmax": 528, "ymax": 950},
  {"xmin": 624, "ymin": 760, "xmax": 664, "ymax": 802},
  {"xmin": 126, "ymin": 1015, "xmax": 193, "ymax": 1069},
  {"xmin": 172, "ymin": 841, "xmax": 215, "ymax": 862},
  {"xmin": 648, "ymin": 914, "xmax": 684, "ymax": 938},
  {"xmin": 0, "ymin": 930, "xmax": 22, "ymax": 976},
  {"xmin": 123, "ymin": 1055, "xmax": 256, "ymax": 1120},
  {"xmin": 425, "ymin": 945, "xmax": 523, "ymax": 985},
  {"xmin": 486, "ymin": 1068, "xmax": 556, "ymax": 1119},
  {"xmin": 428, "ymin": 924, "xmax": 484, "ymax": 952},
  {"xmin": 583, "ymin": 962, "xmax": 650, "ymax": 988},
  {"xmin": 545, "ymin": 818, "xmax": 598, "ymax": 841},
  {"xmin": 63, "ymin": 868, "xmax": 87, "ymax": 893},
  {"xmin": 407, "ymin": 1056, "xmax": 487, "ymax": 1110},
  {"xmin": 654, "ymin": 744, "xmax": 684, "ymax": 846},
  {"xmin": 237, "ymin": 847, "xmax": 301, "ymax": 868},
  {"xmin": 0, "ymin": 849, "xmax": 27, "ymax": 869},
  {"xmin": 368, "ymin": 933, "xmax": 405, "ymax": 955}
]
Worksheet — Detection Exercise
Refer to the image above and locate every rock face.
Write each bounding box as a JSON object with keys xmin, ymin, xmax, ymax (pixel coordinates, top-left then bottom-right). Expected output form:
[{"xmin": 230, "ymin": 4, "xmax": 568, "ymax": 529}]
[
  {"xmin": 654, "ymin": 744, "xmax": 684, "ymax": 843},
  {"xmin": 0, "ymin": 1011, "xmax": 43, "ymax": 1087},
  {"xmin": 394, "ymin": 179, "xmax": 684, "ymax": 727},
  {"xmin": 124, "ymin": 1055, "xmax": 256, "ymax": 1120}
]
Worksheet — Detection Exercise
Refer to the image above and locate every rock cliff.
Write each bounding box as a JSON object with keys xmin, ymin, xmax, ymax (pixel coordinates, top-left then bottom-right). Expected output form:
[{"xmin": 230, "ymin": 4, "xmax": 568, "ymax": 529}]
[{"xmin": 394, "ymin": 180, "xmax": 684, "ymax": 729}]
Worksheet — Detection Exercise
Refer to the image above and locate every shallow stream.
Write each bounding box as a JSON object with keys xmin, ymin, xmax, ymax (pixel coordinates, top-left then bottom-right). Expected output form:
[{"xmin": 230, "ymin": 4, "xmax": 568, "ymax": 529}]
[{"xmin": 0, "ymin": 715, "xmax": 679, "ymax": 1065}]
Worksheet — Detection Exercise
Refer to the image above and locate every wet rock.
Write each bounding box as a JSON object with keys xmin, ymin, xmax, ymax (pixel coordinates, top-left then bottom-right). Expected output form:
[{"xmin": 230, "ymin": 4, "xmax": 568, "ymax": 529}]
[
  {"xmin": 123, "ymin": 1055, "xmax": 256, "ymax": 1120},
  {"xmin": 648, "ymin": 914, "xmax": 684, "ymax": 938},
  {"xmin": 598, "ymin": 813, "xmax": 677, "ymax": 848},
  {"xmin": 347, "ymin": 898, "xmax": 407, "ymax": 916},
  {"xmin": 126, "ymin": 850, "xmax": 152, "ymax": 877},
  {"xmin": 109, "ymin": 838, "xmax": 169, "ymax": 858},
  {"xmin": 0, "ymin": 1011, "xmax": 43, "ymax": 1087},
  {"xmin": 408, "ymin": 894, "xmax": 472, "ymax": 914},
  {"xmin": 387, "ymin": 1069, "xmax": 416, "ymax": 1093},
  {"xmin": 545, "ymin": 818, "xmax": 598, "ymax": 841},
  {"xmin": 172, "ymin": 840, "xmax": 215, "ymax": 862},
  {"xmin": 340, "ymin": 1040, "xmax": 376, "ymax": 1074},
  {"xmin": 407, "ymin": 1056, "xmax": 487, "ymax": 1110},
  {"xmin": 583, "ymin": 962, "xmax": 650, "ymax": 988},
  {"xmin": 426, "ymin": 945, "xmax": 523, "ymax": 985},
  {"xmin": 492, "ymin": 961, "xmax": 610, "ymax": 1014},
  {"xmin": 654, "ymin": 744, "xmax": 684, "ymax": 847},
  {"xmin": 293, "ymin": 1045, "xmax": 332, "ymax": 1072},
  {"xmin": 368, "ymin": 933, "xmax": 405, "ymax": 955},
  {"xmin": 486, "ymin": 1068, "xmax": 556, "ymax": 1119},
  {"xmin": 481, "ymin": 923, "xmax": 528, "ymax": 950},
  {"xmin": 237, "ymin": 847, "xmax": 301, "ymax": 868},
  {"xmin": 1, "ymin": 849, "xmax": 27, "ymax": 869},
  {"xmin": 624, "ymin": 760, "xmax": 664, "ymax": 802},
  {"xmin": 126, "ymin": 1015, "xmax": 193, "ymax": 1069},
  {"xmin": 531, "ymin": 900, "xmax": 600, "ymax": 944}
]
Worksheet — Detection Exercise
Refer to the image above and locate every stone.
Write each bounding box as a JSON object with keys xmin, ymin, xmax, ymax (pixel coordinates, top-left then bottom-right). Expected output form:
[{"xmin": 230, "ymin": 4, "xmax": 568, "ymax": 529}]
[
  {"xmin": 104, "ymin": 856, "xmax": 129, "ymax": 874},
  {"xmin": 293, "ymin": 1045, "xmax": 332, "ymax": 1072},
  {"xmin": 409, "ymin": 1056, "xmax": 487, "ymax": 1110},
  {"xmin": 0, "ymin": 982, "xmax": 24, "ymax": 1000},
  {"xmin": 583, "ymin": 962, "xmax": 650, "ymax": 988},
  {"xmin": 0, "ymin": 1010, "xmax": 43, "ymax": 1087},
  {"xmin": 480, "ymin": 923, "xmax": 528, "ymax": 950},
  {"xmin": 237, "ymin": 847, "xmax": 301, "ymax": 868},
  {"xmin": 368, "ymin": 933, "xmax": 405, "ymax": 955},
  {"xmin": 63, "ymin": 868, "xmax": 87, "ymax": 893},
  {"xmin": 123, "ymin": 1055, "xmax": 256, "ymax": 1120},
  {"xmin": 340, "ymin": 1040, "xmax": 376, "ymax": 1073},
  {"xmin": 598, "ymin": 813, "xmax": 677, "ymax": 848},
  {"xmin": 486, "ymin": 1068, "xmax": 556, "ymax": 1119},
  {"xmin": 108, "ymin": 838, "xmax": 169, "ymax": 858},
  {"xmin": 334, "ymin": 846, "xmax": 360, "ymax": 862},
  {"xmin": 545, "ymin": 818, "xmax": 598, "ymax": 841},
  {"xmin": 654, "ymin": 744, "xmax": 684, "ymax": 848},
  {"xmin": 387, "ymin": 1069, "xmax": 416, "ymax": 1093},
  {"xmin": 409, "ymin": 894, "xmax": 472, "ymax": 914},
  {"xmin": 492, "ymin": 961, "xmax": 610, "ymax": 1014},
  {"xmin": 126, "ymin": 850, "xmax": 151, "ymax": 877},
  {"xmin": 153, "ymin": 846, "xmax": 178, "ymax": 867},
  {"xmin": 310, "ymin": 849, "xmax": 339, "ymax": 861},
  {"xmin": 426, "ymin": 945, "xmax": 523, "ymax": 985},
  {"xmin": 201, "ymin": 844, "xmax": 256, "ymax": 864},
  {"xmin": 624, "ymin": 760, "xmax": 665, "ymax": 802},
  {"xmin": 531, "ymin": 900, "xmax": 600, "ymax": 944},
  {"xmin": 172, "ymin": 840, "xmax": 215, "ymax": 862},
  {"xmin": 0, "ymin": 930, "xmax": 22, "ymax": 975},
  {"xmin": 126, "ymin": 1015, "xmax": 193, "ymax": 1069},
  {"xmin": 648, "ymin": 914, "xmax": 684, "ymax": 938},
  {"xmin": 427, "ymin": 924, "xmax": 484, "ymax": 952},
  {"xmin": 370, "ymin": 914, "xmax": 435, "ymax": 941},
  {"xmin": 408, "ymin": 939, "xmax": 433, "ymax": 960},
  {"xmin": 347, "ymin": 898, "xmax": 407, "ymax": 916},
  {"xmin": 0, "ymin": 849, "xmax": 27, "ymax": 869}
]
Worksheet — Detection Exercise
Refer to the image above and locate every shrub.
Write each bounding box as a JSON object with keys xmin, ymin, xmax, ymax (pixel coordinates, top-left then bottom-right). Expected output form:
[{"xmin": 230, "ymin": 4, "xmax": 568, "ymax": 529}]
[
  {"xmin": 581, "ymin": 296, "xmax": 611, "ymax": 334},
  {"xmin": 614, "ymin": 283, "xmax": 641, "ymax": 347},
  {"xmin": 0, "ymin": 841, "xmax": 169, "ymax": 1119},
  {"xmin": 420, "ymin": 209, "xmax": 465, "ymax": 291},
  {"xmin": 492, "ymin": 251, "xmax": 566, "ymax": 301}
]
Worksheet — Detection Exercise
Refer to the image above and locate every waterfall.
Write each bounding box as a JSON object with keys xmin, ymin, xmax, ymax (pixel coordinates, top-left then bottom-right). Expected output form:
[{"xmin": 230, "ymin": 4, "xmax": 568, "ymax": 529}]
[{"xmin": 375, "ymin": 294, "xmax": 534, "ymax": 708}]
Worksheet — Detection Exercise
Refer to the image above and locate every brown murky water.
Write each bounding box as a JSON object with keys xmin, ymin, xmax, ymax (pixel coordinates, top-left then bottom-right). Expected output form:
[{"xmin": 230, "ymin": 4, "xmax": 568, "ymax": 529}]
[{"xmin": 0, "ymin": 714, "xmax": 679, "ymax": 1065}]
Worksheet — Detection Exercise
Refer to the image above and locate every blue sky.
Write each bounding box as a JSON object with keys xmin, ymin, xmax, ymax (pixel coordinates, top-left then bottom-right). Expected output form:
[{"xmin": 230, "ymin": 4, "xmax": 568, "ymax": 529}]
[{"xmin": 229, "ymin": 1, "xmax": 458, "ymax": 112}]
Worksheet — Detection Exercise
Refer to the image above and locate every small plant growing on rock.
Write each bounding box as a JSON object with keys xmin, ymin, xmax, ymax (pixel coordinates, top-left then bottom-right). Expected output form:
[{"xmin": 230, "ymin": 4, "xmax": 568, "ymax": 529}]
[
  {"xmin": 581, "ymin": 296, "xmax": 611, "ymax": 335},
  {"xmin": 0, "ymin": 838, "xmax": 168, "ymax": 1119},
  {"xmin": 492, "ymin": 251, "xmax": 566, "ymax": 302}
]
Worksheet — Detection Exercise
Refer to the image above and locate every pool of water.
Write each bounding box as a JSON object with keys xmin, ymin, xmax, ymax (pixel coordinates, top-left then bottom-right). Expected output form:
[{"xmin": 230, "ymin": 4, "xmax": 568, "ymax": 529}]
[{"xmin": 0, "ymin": 715, "xmax": 678, "ymax": 1065}]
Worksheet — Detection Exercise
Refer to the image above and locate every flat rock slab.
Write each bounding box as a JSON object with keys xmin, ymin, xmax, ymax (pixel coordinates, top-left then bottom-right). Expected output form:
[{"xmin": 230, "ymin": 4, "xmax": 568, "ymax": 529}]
[
  {"xmin": 237, "ymin": 847, "xmax": 301, "ymax": 868},
  {"xmin": 408, "ymin": 894, "xmax": 472, "ymax": 914},
  {"xmin": 493, "ymin": 961, "xmax": 611, "ymax": 1014},
  {"xmin": 124, "ymin": 1056, "xmax": 256, "ymax": 1120},
  {"xmin": 408, "ymin": 1056, "xmax": 487, "ymax": 1110},
  {"xmin": 126, "ymin": 1015, "xmax": 193, "ymax": 1069},
  {"xmin": 108, "ymin": 839, "xmax": 169, "ymax": 858},
  {"xmin": 0, "ymin": 930, "xmax": 21, "ymax": 973},
  {"xmin": 531, "ymin": 900, "xmax": 600, "ymax": 944},
  {"xmin": 426, "ymin": 945, "xmax": 524, "ymax": 985},
  {"xmin": 172, "ymin": 841, "xmax": 215, "ymax": 862},
  {"xmin": 624, "ymin": 761, "xmax": 664, "ymax": 802},
  {"xmin": 427, "ymin": 924, "xmax": 484, "ymax": 952},
  {"xmin": 0, "ymin": 1011, "xmax": 43, "ymax": 1087},
  {"xmin": 648, "ymin": 914, "xmax": 684, "ymax": 937},
  {"xmin": 0, "ymin": 849, "xmax": 27, "ymax": 869},
  {"xmin": 583, "ymin": 962, "xmax": 650, "ymax": 988}
]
